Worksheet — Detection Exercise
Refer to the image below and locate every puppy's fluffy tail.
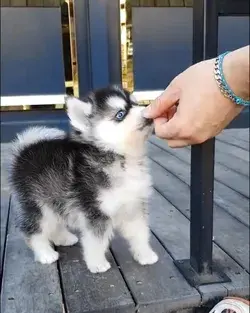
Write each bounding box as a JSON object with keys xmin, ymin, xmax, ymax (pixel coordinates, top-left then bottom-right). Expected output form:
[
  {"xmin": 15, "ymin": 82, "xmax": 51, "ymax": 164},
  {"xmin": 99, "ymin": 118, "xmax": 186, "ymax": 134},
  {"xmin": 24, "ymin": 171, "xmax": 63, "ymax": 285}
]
[
  {"xmin": 11, "ymin": 126, "xmax": 65, "ymax": 156},
  {"xmin": 7, "ymin": 126, "xmax": 66, "ymax": 191},
  {"xmin": 14, "ymin": 126, "xmax": 65, "ymax": 151}
]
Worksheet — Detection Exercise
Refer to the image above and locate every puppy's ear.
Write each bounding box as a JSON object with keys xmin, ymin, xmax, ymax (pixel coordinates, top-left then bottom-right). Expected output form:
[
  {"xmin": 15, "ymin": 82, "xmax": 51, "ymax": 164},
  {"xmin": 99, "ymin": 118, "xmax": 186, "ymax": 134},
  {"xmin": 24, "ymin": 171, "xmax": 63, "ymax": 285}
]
[{"xmin": 65, "ymin": 96, "xmax": 92, "ymax": 132}]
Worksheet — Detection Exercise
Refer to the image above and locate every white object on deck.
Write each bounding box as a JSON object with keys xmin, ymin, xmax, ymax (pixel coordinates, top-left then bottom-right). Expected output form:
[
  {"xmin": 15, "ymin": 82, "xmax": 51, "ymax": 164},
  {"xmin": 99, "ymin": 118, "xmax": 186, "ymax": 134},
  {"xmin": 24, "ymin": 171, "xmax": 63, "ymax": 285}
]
[{"xmin": 209, "ymin": 297, "xmax": 250, "ymax": 313}]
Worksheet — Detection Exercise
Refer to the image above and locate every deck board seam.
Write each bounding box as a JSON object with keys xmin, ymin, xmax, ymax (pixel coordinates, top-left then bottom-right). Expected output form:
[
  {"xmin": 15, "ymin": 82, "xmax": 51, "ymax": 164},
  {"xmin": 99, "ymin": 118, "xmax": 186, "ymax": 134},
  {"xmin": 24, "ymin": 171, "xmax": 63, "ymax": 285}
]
[
  {"xmin": 148, "ymin": 139, "xmax": 190, "ymax": 166},
  {"xmin": 226, "ymin": 130, "xmax": 249, "ymax": 143},
  {"xmin": 149, "ymin": 229, "xmax": 203, "ymax": 307},
  {"xmin": 215, "ymin": 241, "xmax": 250, "ymax": 275},
  {"xmin": 148, "ymin": 144, "xmax": 249, "ymax": 202},
  {"xmin": 148, "ymin": 155, "xmax": 190, "ymax": 189},
  {"xmin": 211, "ymin": 201, "xmax": 249, "ymax": 228},
  {"xmin": 150, "ymin": 229, "xmax": 176, "ymax": 261},
  {"xmin": 153, "ymin": 186, "xmax": 189, "ymax": 220},
  {"xmin": 151, "ymin": 164, "xmax": 250, "ymax": 272},
  {"xmin": 152, "ymin": 189, "xmax": 249, "ymax": 300},
  {"xmin": 212, "ymin": 176, "xmax": 249, "ymax": 199},
  {"xmin": 214, "ymin": 159, "xmax": 249, "ymax": 179},
  {"xmin": 0, "ymin": 195, "xmax": 11, "ymax": 293},
  {"xmin": 151, "ymin": 139, "xmax": 250, "ymax": 173},
  {"xmin": 154, "ymin": 174, "xmax": 249, "ymax": 230},
  {"xmin": 149, "ymin": 138, "xmax": 249, "ymax": 167},
  {"xmin": 150, "ymin": 156, "xmax": 249, "ymax": 228},
  {"xmin": 56, "ymin": 253, "xmax": 68, "ymax": 313},
  {"xmin": 216, "ymin": 137, "xmax": 249, "ymax": 152},
  {"xmin": 109, "ymin": 247, "xmax": 137, "ymax": 312},
  {"xmin": 187, "ymin": 143, "xmax": 248, "ymax": 164}
]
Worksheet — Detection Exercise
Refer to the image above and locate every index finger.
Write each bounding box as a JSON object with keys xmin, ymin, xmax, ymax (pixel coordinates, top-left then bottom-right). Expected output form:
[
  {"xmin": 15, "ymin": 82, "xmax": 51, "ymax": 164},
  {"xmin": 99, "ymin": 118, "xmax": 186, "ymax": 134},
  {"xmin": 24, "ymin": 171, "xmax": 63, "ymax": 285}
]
[{"xmin": 143, "ymin": 84, "xmax": 180, "ymax": 119}]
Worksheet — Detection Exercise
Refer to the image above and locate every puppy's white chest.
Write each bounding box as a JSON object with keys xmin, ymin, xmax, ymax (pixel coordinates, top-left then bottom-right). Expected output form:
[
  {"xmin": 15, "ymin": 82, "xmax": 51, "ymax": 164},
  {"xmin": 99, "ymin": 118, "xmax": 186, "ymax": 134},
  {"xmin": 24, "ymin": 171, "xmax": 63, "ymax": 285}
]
[{"xmin": 99, "ymin": 161, "xmax": 152, "ymax": 216}]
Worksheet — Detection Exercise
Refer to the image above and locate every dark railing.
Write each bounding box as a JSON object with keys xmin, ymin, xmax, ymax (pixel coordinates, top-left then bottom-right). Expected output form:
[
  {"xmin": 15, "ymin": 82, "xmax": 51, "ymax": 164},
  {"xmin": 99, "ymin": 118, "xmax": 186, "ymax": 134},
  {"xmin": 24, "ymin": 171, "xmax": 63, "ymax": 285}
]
[
  {"xmin": 74, "ymin": 0, "xmax": 121, "ymax": 96},
  {"xmin": 174, "ymin": 0, "xmax": 249, "ymax": 287}
]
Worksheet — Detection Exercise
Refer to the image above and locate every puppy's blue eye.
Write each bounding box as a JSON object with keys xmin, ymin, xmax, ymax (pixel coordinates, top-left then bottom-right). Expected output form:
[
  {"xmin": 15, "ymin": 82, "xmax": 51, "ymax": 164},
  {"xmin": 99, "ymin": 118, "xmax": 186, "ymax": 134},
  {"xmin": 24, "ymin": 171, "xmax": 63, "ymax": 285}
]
[{"xmin": 115, "ymin": 110, "xmax": 126, "ymax": 121}]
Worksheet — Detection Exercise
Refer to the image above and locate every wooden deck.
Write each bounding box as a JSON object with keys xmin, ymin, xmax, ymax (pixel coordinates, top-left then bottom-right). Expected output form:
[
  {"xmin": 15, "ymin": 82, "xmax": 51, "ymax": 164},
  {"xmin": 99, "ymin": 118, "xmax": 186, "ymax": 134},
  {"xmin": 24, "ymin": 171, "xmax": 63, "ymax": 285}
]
[{"xmin": 1, "ymin": 128, "xmax": 249, "ymax": 313}]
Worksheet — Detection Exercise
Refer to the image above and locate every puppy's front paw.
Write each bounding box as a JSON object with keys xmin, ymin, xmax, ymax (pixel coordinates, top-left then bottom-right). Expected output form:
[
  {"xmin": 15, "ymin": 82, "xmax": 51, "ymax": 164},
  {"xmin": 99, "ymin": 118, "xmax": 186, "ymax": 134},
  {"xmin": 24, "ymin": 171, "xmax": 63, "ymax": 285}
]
[
  {"xmin": 35, "ymin": 250, "xmax": 59, "ymax": 264},
  {"xmin": 87, "ymin": 260, "xmax": 111, "ymax": 273},
  {"xmin": 134, "ymin": 249, "xmax": 159, "ymax": 265}
]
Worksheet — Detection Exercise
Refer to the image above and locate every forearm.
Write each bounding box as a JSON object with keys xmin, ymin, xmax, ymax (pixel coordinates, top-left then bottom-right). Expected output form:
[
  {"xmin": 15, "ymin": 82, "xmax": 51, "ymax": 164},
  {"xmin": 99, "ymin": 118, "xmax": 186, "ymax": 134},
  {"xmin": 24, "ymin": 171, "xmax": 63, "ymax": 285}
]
[{"xmin": 223, "ymin": 45, "xmax": 250, "ymax": 101}]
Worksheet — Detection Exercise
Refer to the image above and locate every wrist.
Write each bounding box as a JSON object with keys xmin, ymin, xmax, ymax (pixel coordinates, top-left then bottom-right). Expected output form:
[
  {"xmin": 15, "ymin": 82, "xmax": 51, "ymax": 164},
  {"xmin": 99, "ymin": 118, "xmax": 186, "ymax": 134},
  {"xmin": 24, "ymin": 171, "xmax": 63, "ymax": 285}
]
[{"xmin": 223, "ymin": 47, "xmax": 250, "ymax": 101}]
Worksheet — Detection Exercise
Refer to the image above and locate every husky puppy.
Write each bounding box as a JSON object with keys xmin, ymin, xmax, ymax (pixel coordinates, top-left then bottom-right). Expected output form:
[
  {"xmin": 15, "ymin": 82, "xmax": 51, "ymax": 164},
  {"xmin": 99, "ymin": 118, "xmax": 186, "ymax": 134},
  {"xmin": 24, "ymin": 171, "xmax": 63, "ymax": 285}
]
[{"xmin": 9, "ymin": 85, "xmax": 158, "ymax": 273}]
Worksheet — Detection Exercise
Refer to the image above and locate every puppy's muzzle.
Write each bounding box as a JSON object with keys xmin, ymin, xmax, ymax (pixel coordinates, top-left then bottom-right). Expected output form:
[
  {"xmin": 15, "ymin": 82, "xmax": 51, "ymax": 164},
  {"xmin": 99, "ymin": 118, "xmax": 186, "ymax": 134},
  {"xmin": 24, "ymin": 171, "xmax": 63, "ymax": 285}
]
[
  {"xmin": 138, "ymin": 117, "xmax": 153, "ymax": 131},
  {"xmin": 143, "ymin": 118, "xmax": 153, "ymax": 127}
]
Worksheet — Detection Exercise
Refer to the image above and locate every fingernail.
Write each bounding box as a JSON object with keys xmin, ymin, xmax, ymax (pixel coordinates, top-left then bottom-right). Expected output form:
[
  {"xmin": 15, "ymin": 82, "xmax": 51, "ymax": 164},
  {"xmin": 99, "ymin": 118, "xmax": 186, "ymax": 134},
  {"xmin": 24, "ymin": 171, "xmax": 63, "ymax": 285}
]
[
  {"xmin": 158, "ymin": 117, "xmax": 168, "ymax": 124},
  {"xmin": 143, "ymin": 106, "xmax": 151, "ymax": 117}
]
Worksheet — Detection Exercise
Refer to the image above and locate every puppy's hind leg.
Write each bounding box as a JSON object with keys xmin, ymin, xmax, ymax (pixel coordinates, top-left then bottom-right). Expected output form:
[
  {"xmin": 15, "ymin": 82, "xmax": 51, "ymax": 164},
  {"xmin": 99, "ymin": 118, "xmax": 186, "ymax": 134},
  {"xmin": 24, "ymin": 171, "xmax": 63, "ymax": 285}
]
[{"xmin": 17, "ymin": 202, "xmax": 59, "ymax": 264}]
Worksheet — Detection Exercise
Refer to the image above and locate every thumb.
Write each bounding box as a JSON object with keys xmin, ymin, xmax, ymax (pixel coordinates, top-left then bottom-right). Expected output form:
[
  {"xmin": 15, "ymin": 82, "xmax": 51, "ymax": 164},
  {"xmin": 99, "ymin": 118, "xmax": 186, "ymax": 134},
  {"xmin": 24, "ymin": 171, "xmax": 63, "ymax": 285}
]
[
  {"xmin": 143, "ymin": 85, "xmax": 180, "ymax": 119},
  {"xmin": 154, "ymin": 114, "xmax": 181, "ymax": 140}
]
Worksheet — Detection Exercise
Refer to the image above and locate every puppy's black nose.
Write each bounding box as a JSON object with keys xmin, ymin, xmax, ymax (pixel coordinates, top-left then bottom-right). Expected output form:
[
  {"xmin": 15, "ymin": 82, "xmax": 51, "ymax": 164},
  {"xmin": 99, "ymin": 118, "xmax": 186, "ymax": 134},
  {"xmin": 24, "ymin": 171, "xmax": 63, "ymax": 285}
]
[{"xmin": 143, "ymin": 117, "xmax": 153, "ymax": 126}]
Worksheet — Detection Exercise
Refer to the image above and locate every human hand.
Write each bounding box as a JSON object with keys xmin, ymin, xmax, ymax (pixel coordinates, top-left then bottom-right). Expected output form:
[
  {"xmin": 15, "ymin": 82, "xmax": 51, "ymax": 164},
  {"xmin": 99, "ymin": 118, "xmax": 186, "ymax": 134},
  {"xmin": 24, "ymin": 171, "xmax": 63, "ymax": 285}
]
[{"xmin": 143, "ymin": 57, "xmax": 244, "ymax": 148}]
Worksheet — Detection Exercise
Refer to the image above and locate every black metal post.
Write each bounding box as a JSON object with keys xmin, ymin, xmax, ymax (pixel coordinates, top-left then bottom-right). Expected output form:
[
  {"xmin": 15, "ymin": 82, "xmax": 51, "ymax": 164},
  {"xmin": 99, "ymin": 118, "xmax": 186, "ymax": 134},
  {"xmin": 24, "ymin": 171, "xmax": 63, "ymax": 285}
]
[
  {"xmin": 88, "ymin": 0, "xmax": 110, "ymax": 89},
  {"xmin": 190, "ymin": 140, "xmax": 215, "ymax": 275},
  {"xmin": 189, "ymin": 0, "xmax": 218, "ymax": 275},
  {"xmin": 174, "ymin": 0, "xmax": 231, "ymax": 287},
  {"xmin": 74, "ymin": 0, "xmax": 92, "ymax": 97},
  {"xmin": 74, "ymin": 0, "xmax": 121, "ymax": 94},
  {"xmin": 106, "ymin": 0, "xmax": 122, "ymax": 84}
]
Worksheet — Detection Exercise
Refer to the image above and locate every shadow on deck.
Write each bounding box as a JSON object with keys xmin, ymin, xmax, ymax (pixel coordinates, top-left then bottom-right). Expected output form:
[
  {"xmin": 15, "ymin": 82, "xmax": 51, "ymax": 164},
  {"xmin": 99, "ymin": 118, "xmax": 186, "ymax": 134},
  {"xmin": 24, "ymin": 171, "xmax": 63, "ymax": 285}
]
[{"xmin": 1, "ymin": 128, "xmax": 249, "ymax": 313}]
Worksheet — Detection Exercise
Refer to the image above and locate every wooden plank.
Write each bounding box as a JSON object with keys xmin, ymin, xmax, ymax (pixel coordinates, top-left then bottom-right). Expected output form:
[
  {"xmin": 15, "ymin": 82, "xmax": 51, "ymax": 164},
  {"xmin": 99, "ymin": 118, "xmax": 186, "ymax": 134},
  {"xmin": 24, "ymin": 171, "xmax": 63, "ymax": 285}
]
[
  {"xmin": 155, "ymin": 0, "xmax": 170, "ymax": 6},
  {"xmin": 25, "ymin": 0, "xmax": 61, "ymax": 6},
  {"xmin": 217, "ymin": 133, "xmax": 249, "ymax": 151},
  {"xmin": 214, "ymin": 161, "xmax": 249, "ymax": 198},
  {"xmin": 58, "ymin": 244, "xmax": 135, "ymax": 313},
  {"xmin": 0, "ymin": 0, "xmax": 10, "ymax": 6},
  {"xmin": 200, "ymin": 244, "xmax": 250, "ymax": 299},
  {"xmin": 27, "ymin": 0, "xmax": 43, "ymax": 6},
  {"xmin": 150, "ymin": 191, "xmax": 227, "ymax": 302},
  {"xmin": 139, "ymin": 0, "xmax": 154, "ymax": 6},
  {"xmin": 111, "ymin": 235, "xmax": 200, "ymax": 313},
  {"xmin": 149, "ymin": 136, "xmax": 191, "ymax": 162},
  {"xmin": 131, "ymin": 0, "xmax": 140, "ymax": 6},
  {"xmin": 149, "ymin": 137, "xmax": 249, "ymax": 197},
  {"xmin": 221, "ymin": 129, "xmax": 249, "ymax": 143},
  {"xmin": 169, "ymin": 0, "xmax": 184, "ymax": 6},
  {"xmin": 1, "ymin": 201, "xmax": 64, "ymax": 313},
  {"xmin": 214, "ymin": 149, "xmax": 248, "ymax": 178},
  {"xmin": 148, "ymin": 160, "xmax": 250, "ymax": 272},
  {"xmin": 184, "ymin": 0, "xmax": 193, "ymax": 6},
  {"xmin": 215, "ymin": 140, "xmax": 249, "ymax": 162},
  {"xmin": 147, "ymin": 142, "xmax": 249, "ymax": 226},
  {"xmin": 43, "ymin": 0, "xmax": 61, "ymax": 6},
  {"xmin": 10, "ymin": 0, "xmax": 26, "ymax": 6},
  {"xmin": 149, "ymin": 191, "xmax": 250, "ymax": 301},
  {"xmin": 212, "ymin": 181, "xmax": 249, "ymax": 227}
]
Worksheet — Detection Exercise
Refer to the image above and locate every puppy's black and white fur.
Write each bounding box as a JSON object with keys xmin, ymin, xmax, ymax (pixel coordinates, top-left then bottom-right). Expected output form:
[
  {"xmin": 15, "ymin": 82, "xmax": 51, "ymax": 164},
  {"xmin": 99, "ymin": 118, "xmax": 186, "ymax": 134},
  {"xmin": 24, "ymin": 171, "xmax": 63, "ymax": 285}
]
[{"xmin": 9, "ymin": 85, "xmax": 158, "ymax": 273}]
